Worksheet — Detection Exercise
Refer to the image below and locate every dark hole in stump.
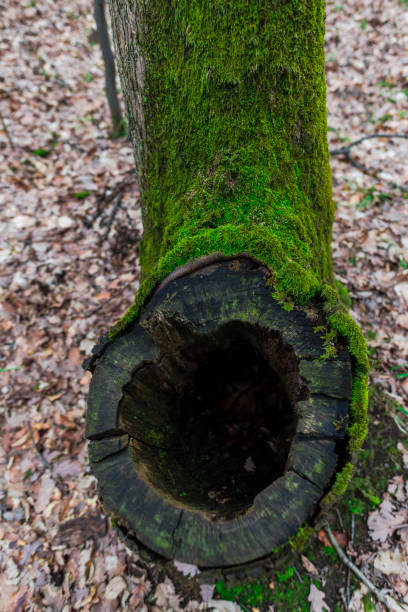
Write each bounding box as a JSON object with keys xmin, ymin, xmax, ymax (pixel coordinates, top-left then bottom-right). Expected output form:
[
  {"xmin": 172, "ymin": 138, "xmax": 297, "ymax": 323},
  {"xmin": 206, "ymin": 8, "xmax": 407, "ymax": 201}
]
[
  {"xmin": 125, "ymin": 323, "xmax": 303, "ymax": 521},
  {"xmin": 179, "ymin": 340, "xmax": 296, "ymax": 518}
]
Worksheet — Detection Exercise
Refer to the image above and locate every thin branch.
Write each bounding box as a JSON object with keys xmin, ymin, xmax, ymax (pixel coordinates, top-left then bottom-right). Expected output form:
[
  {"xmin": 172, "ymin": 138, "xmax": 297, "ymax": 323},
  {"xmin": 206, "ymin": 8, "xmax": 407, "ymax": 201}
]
[
  {"xmin": 330, "ymin": 132, "xmax": 408, "ymax": 156},
  {"xmin": 292, "ymin": 564, "xmax": 304, "ymax": 584},
  {"xmin": 0, "ymin": 110, "xmax": 15, "ymax": 149},
  {"xmin": 101, "ymin": 193, "xmax": 123, "ymax": 241},
  {"xmin": 323, "ymin": 521, "xmax": 408, "ymax": 612},
  {"xmin": 329, "ymin": 133, "xmax": 408, "ymax": 196},
  {"xmin": 85, "ymin": 169, "xmax": 135, "ymax": 229},
  {"xmin": 27, "ymin": 422, "xmax": 52, "ymax": 470}
]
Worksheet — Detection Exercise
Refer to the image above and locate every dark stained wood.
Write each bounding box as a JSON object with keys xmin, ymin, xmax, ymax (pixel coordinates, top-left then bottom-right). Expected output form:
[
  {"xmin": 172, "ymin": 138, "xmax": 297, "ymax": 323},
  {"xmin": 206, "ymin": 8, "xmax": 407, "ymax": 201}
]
[
  {"xmin": 299, "ymin": 358, "xmax": 353, "ymax": 399},
  {"xmin": 172, "ymin": 472, "xmax": 321, "ymax": 566},
  {"xmin": 289, "ymin": 438, "xmax": 338, "ymax": 490},
  {"xmin": 296, "ymin": 395, "xmax": 349, "ymax": 439},
  {"xmin": 87, "ymin": 257, "xmax": 353, "ymax": 566},
  {"xmin": 86, "ymin": 327, "xmax": 159, "ymax": 440}
]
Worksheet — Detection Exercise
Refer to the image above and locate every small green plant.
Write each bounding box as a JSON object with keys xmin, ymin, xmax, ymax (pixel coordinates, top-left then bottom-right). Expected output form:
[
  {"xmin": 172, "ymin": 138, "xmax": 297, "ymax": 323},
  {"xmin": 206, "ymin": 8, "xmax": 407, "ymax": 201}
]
[
  {"xmin": 215, "ymin": 579, "xmax": 273, "ymax": 609},
  {"xmin": 322, "ymin": 545, "xmax": 338, "ymax": 562},
  {"xmin": 362, "ymin": 592, "xmax": 377, "ymax": 611},
  {"xmin": 378, "ymin": 79, "xmax": 397, "ymax": 89},
  {"xmin": 83, "ymin": 71, "xmax": 94, "ymax": 83},
  {"xmin": 390, "ymin": 363, "xmax": 408, "ymax": 379},
  {"xmin": 24, "ymin": 468, "xmax": 33, "ymax": 480},
  {"xmin": 374, "ymin": 114, "xmax": 392, "ymax": 126},
  {"xmin": 33, "ymin": 147, "xmax": 51, "ymax": 158},
  {"xmin": 348, "ymin": 497, "xmax": 366, "ymax": 515},
  {"xmin": 360, "ymin": 18, "xmax": 367, "ymax": 30},
  {"xmin": 74, "ymin": 190, "xmax": 91, "ymax": 200},
  {"xmin": 79, "ymin": 113, "xmax": 97, "ymax": 124},
  {"xmin": 277, "ymin": 567, "xmax": 295, "ymax": 582}
]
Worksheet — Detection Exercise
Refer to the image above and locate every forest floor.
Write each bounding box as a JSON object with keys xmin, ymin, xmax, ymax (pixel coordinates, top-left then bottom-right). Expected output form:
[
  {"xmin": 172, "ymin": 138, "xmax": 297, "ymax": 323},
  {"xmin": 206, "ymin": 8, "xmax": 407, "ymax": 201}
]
[{"xmin": 1, "ymin": 0, "xmax": 408, "ymax": 610}]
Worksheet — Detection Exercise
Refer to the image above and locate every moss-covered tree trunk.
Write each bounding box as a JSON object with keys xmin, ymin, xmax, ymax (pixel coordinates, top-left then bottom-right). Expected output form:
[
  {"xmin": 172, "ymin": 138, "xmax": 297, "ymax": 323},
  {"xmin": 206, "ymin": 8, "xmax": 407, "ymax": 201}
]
[{"xmin": 85, "ymin": 0, "xmax": 369, "ymax": 567}]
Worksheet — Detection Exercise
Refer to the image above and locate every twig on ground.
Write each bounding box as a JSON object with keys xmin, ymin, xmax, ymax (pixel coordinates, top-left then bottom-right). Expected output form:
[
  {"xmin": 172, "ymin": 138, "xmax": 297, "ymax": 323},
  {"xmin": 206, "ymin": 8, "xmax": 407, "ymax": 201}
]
[
  {"xmin": 101, "ymin": 193, "xmax": 123, "ymax": 241},
  {"xmin": 85, "ymin": 168, "xmax": 135, "ymax": 228},
  {"xmin": 329, "ymin": 132, "xmax": 408, "ymax": 156},
  {"xmin": 336, "ymin": 508, "xmax": 345, "ymax": 532},
  {"xmin": 323, "ymin": 521, "xmax": 408, "ymax": 612},
  {"xmin": 292, "ymin": 564, "xmax": 303, "ymax": 584},
  {"xmin": 27, "ymin": 422, "xmax": 52, "ymax": 470},
  {"xmin": 329, "ymin": 132, "xmax": 408, "ymax": 196},
  {"xmin": 351, "ymin": 512, "xmax": 355, "ymax": 543},
  {"xmin": 0, "ymin": 110, "xmax": 15, "ymax": 149},
  {"xmin": 347, "ymin": 512, "xmax": 355, "ymax": 609}
]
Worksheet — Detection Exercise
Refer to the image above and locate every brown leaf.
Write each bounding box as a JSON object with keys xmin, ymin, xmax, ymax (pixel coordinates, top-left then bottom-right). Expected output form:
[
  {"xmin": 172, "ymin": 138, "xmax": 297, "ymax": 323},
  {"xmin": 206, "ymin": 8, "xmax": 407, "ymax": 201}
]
[
  {"xmin": 301, "ymin": 555, "xmax": 319, "ymax": 576},
  {"xmin": 80, "ymin": 370, "xmax": 92, "ymax": 386},
  {"xmin": 34, "ymin": 473, "xmax": 56, "ymax": 513},
  {"xmin": 318, "ymin": 529, "xmax": 331, "ymax": 548},
  {"xmin": 333, "ymin": 531, "xmax": 350, "ymax": 549},
  {"xmin": 94, "ymin": 290, "xmax": 111, "ymax": 301},
  {"xmin": 68, "ymin": 346, "xmax": 81, "ymax": 366},
  {"xmin": 397, "ymin": 314, "xmax": 408, "ymax": 330}
]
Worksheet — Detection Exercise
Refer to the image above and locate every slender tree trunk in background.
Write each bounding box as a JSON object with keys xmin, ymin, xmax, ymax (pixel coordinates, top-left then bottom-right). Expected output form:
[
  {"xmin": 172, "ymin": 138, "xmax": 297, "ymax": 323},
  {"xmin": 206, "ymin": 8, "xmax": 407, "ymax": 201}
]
[
  {"xmin": 93, "ymin": 0, "xmax": 125, "ymax": 139},
  {"xmin": 85, "ymin": 1, "xmax": 368, "ymax": 567}
]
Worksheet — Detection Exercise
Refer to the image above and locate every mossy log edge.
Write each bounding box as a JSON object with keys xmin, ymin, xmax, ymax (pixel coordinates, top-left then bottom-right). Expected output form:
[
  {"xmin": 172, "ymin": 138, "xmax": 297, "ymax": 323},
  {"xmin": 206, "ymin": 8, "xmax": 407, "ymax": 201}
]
[{"xmin": 86, "ymin": 257, "xmax": 357, "ymax": 567}]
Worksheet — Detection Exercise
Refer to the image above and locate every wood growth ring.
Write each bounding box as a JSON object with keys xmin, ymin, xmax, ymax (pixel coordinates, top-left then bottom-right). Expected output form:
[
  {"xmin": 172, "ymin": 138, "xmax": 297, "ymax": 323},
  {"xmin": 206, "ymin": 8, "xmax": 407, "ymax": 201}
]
[{"xmin": 86, "ymin": 258, "xmax": 352, "ymax": 567}]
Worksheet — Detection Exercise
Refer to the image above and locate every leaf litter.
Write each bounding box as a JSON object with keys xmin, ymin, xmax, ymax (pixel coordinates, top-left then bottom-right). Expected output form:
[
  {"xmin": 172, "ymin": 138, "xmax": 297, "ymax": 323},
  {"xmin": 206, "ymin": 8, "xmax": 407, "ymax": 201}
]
[{"xmin": 0, "ymin": 0, "xmax": 408, "ymax": 609}]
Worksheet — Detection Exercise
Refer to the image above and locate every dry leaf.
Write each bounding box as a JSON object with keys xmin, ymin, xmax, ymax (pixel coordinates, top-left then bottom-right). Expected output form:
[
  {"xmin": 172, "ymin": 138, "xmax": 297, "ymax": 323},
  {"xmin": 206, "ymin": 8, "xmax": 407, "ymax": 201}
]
[
  {"xmin": 398, "ymin": 443, "xmax": 408, "ymax": 468},
  {"xmin": 301, "ymin": 555, "xmax": 319, "ymax": 576},
  {"xmin": 318, "ymin": 529, "xmax": 331, "ymax": 548},
  {"xmin": 80, "ymin": 370, "xmax": 92, "ymax": 386},
  {"xmin": 374, "ymin": 548, "xmax": 408, "ymax": 580},
  {"xmin": 308, "ymin": 583, "xmax": 330, "ymax": 612},
  {"xmin": 368, "ymin": 494, "xmax": 408, "ymax": 542},
  {"xmin": 105, "ymin": 576, "xmax": 127, "ymax": 600},
  {"xmin": 207, "ymin": 600, "xmax": 241, "ymax": 612},
  {"xmin": 35, "ymin": 473, "xmax": 55, "ymax": 513},
  {"xmin": 173, "ymin": 560, "xmax": 200, "ymax": 577},
  {"xmin": 200, "ymin": 584, "xmax": 215, "ymax": 603},
  {"xmin": 244, "ymin": 456, "xmax": 256, "ymax": 472}
]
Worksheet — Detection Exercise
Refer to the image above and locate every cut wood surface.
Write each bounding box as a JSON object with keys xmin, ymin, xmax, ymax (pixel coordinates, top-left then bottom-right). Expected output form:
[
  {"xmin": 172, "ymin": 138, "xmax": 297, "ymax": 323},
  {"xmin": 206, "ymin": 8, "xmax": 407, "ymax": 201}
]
[{"xmin": 87, "ymin": 257, "xmax": 352, "ymax": 567}]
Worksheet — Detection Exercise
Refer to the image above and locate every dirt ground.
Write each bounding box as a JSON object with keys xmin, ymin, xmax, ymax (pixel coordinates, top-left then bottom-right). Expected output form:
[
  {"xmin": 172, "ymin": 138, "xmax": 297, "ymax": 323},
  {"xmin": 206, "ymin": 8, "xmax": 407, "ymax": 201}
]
[{"xmin": 1, "ymin": 0, "xmax": 408, "ymax": 610}]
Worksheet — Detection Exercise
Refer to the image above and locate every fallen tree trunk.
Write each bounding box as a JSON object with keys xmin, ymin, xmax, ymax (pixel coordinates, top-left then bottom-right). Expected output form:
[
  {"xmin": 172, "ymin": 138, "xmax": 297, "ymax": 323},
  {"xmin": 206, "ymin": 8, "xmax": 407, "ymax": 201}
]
[{"xmin": 86, "ymin": 0, "xmax": 369, "ymax": 567}]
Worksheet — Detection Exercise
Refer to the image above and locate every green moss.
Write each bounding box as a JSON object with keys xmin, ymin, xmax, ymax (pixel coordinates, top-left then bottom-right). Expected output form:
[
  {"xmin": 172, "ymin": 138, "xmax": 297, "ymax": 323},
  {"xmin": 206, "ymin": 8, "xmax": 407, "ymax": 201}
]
[
  {"xmin": 289, "ymin": 525, "xmax": 315, "ymax": 552},
  {"xmin": 322, "ymin": 462, "xmax": 354, "ymax": 507},
  {"xmin": 334, "ymin": 278, "xmax": 352, "ymax": 308},
  {"xmin": 215, "ymin": 579, "xmax": 273, "ymax": 609}
]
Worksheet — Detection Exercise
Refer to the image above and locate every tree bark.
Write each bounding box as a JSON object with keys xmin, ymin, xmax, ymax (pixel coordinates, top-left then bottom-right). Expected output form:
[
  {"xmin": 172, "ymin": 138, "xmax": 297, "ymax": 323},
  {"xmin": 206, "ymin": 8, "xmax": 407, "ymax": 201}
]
[{"xmin": 86, "ymin": 0, "xmax": 369, "ymax": 567}]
